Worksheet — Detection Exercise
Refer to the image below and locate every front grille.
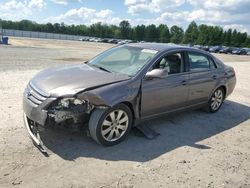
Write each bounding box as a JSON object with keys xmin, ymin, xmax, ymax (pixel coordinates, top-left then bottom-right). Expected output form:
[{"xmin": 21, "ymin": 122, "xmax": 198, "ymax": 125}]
[{"xmin": 25, "ymin": 83, "xmax": 50, "ymax": 107}]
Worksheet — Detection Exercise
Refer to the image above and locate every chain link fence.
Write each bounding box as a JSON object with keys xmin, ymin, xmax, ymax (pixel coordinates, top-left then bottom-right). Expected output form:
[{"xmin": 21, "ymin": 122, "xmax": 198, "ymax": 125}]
[{"xmin": 2, "ymin": 29, "xmax": 86, "ymax": 41}]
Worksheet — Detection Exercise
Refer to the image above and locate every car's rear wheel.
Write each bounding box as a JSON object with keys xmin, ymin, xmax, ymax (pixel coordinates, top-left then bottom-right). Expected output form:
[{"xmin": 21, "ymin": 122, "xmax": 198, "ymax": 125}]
[
  {"xmin": 207, "ymin": 87, "xmax": 225, "ymax": 113},
  {"xmin": 89, "ymin": 104, "xmax": 132, "ymax": 146}
]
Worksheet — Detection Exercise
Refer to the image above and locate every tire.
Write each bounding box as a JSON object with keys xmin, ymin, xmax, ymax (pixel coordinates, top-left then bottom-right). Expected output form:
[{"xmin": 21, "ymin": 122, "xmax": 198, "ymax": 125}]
[
  {"xmin": 88, "ymin": 103, "xmax": 133, "ymax": 146},
  {"xmin": 206, "ymin": 87, "xmax": 225, "ymax": 113}
]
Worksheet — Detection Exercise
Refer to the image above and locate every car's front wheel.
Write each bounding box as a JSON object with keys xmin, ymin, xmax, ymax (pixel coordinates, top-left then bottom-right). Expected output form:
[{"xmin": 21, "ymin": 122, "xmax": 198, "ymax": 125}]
[
  {"xmin": 88, "ymin": 104, "xmax": 132, "ymax": 146},
  {"xmin": 207, "ymin": 87, "xmax": 225, "ymax": 113}
]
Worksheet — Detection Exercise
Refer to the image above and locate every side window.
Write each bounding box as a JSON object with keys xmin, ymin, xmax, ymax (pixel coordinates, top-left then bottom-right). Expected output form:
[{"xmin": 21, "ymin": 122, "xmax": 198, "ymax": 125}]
[
  {"xmin": 209, "ymin": 57, "xmax": 217, "ymax": 69},
  {"xmin": 188, "ymin": 52, "xmax": 210, "ymax": 71},
  {"xmin": 188, "ymin": 52, "xmax": 211, "ymax": 71},
  {"xmin": 154, "ymin": 52, "xmax": 183, "ymax": 74}
]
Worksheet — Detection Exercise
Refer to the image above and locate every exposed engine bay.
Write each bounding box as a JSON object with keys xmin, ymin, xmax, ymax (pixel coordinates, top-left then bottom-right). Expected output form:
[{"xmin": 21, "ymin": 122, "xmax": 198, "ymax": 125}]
[{"xmin": 46, "ymin": 98, "xmax": 94, "ymax": 129}]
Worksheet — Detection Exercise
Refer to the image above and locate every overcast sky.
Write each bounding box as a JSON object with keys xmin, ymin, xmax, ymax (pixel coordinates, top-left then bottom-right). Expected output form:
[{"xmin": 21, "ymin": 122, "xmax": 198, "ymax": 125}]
[{"xmin": 0, "ymin": 0, "xmax": 250, "ymax": 33}]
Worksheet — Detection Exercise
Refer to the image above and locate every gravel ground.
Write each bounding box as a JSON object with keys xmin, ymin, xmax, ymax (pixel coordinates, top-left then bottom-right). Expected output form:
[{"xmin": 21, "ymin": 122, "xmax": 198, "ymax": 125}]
[{"xmin": 0, "ymin": 37, "xmax": 250, "ymax": 188}]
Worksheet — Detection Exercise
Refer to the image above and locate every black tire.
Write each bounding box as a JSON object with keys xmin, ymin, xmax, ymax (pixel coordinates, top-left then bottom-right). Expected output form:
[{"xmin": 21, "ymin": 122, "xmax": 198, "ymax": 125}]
[
  {"xmin": 88, "ymin": 103, "xmax": 133, "ymax": 146},
  {"xmin": 206, "ymin": 87, "xmax": 225, "ymax": 113}
]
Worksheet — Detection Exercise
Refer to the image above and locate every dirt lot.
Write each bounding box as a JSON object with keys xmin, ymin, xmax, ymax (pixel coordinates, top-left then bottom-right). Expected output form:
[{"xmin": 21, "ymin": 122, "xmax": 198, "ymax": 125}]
[{"xmin": 0, "ymin": 37, "xmax": 250, "ymax": 188}]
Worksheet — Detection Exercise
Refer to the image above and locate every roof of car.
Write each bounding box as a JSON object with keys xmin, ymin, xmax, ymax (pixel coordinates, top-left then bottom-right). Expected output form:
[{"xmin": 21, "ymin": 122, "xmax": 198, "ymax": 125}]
[{"xmin": 126, "ymin": 43, "xmax": 186, "ymax": 52}]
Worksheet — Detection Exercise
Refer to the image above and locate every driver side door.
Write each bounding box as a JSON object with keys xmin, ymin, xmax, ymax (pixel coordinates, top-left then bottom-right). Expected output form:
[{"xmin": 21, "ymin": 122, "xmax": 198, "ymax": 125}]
[{"xmin": 141, "ymin": 51, "xmax": 189, "ymax": 118}]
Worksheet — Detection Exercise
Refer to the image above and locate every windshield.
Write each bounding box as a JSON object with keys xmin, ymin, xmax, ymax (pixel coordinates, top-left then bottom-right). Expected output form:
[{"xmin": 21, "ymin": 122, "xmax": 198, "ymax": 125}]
[{"xmin": 88, "ymin": 46, "xmax": 158, "ymax": 76}]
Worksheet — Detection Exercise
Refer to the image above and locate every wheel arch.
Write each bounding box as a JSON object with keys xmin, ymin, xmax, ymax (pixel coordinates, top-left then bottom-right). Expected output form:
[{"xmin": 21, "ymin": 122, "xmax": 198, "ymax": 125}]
[
  {"xmin": 218, "ymin": 85, "xmax": 227, "ymax": 98},
  {"xmin": 209, "ymin": 84, "xmax": 227, "ymax": 101},
  {"xmin": 120, "ymin": 101, "xmax": 135, "ymax": 125}
]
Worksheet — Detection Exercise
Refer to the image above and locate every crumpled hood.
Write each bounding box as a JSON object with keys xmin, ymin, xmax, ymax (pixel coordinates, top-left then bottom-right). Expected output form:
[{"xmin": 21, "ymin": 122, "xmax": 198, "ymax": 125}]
[{"xmin": 30, "ymin": 64, "xmax": 129, "ymax": 97}]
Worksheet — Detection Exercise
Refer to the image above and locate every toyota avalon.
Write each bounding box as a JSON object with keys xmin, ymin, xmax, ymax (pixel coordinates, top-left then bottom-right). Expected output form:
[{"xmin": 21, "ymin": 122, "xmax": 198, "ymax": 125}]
[{"xmin": 23, "ymin": 43, "xmax": 236, "ymax": 150}]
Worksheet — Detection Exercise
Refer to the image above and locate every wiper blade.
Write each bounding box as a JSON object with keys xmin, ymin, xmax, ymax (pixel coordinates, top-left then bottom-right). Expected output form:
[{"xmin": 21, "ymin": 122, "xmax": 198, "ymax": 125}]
[
  {"xmin": 98, "ymin": 66, "xmax": 112, "ymax": 73},
  {"xmin": 90, "ymin": 64, "xmax": 112, "ymax": 73}
]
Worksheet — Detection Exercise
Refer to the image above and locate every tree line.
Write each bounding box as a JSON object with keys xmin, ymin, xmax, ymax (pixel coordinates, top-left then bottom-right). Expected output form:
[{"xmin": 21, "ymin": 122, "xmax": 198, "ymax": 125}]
[{"xmin": 1, "ymin": 19, "xmax": 250, "ymax": 47}]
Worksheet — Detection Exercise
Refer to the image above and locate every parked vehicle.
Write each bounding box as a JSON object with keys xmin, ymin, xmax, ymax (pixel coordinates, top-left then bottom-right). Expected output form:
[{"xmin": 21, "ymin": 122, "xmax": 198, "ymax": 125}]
[
  {"xmin": 247, "ymin": 49, "xmax": 250, "ymax": 55},
  {"xmin": 209, "ymin": 46, "xmax": 223, "ymax": 53},
  {"xmin": 100, "ymin": 38, "xmax": 109, "ymax": 43},
  {"xmin": 219, "ymin": 47, "xmax": 230, "ymax": 54},
  {"xmin": 107, "ymin": 39, "xmax": 118, "ymax": 44},
  {"xmin": 232, "ymin": 48, "xmax": 247, "ymax": 55},
  {"xmin": 200, "ymin": 45, "xmax": 210, "ymax": 51},
  {"xmin": 23, "ymin": 43, "xmax": 236, "ymax": 151},
  {"xmin": 118, "ymin": 40, "xmax": 128, "ymax": 45}
]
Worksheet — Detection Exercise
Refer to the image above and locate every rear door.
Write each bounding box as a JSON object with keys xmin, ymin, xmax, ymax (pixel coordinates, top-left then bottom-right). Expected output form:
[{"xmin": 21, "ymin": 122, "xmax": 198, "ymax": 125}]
[{"xmin": 186, "ymin": 51, "xmax": 219, "ymax": 105}]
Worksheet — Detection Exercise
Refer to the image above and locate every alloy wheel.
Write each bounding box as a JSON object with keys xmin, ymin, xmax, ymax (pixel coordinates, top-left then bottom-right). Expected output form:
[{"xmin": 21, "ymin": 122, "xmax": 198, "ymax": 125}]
[
  {"xmin": 211, "ymin": 89, "xmax": 223, "ymax": 111},
  {"xmin": 101, "ymin": 110, "xmax": 129, "ymax": 142}
]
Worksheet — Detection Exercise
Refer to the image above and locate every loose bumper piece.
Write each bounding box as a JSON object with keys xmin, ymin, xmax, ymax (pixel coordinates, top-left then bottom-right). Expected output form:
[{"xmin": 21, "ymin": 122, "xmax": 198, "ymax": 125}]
[{"xmin": 23, "ymin": 113, "xmax": 48, "ymax": 155}]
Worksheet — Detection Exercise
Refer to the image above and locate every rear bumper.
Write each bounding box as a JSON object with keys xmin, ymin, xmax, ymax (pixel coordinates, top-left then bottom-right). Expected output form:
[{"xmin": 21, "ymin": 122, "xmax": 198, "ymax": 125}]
[{"xmin": 226, "ymin": 76, "xmax": 236, "ymax": 97}]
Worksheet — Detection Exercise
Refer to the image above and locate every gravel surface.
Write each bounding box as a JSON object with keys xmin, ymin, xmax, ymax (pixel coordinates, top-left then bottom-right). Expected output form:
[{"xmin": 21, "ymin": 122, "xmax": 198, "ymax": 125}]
[{"xmin": 0, "ymin": 37, "xmax": 250, "ymax": 188}]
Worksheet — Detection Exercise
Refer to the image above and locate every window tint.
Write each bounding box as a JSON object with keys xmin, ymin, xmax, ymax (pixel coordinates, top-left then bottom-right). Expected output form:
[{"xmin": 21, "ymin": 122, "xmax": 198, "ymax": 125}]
[
  {"xmin": 188, "ymin": 52, "xmax": 210, "ymax": 71},
  {"xmin": 154, "ymin": 53, "xmax": 182, "ymax": 74}
]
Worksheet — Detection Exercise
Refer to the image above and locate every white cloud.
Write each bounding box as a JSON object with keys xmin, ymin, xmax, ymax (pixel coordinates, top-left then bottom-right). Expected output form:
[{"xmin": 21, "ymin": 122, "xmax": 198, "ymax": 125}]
[
  {"xmin": 124, "ymin": 0, "xmax": 250, "ymax": 33},
  {"xmin": 51, "ymin": 0, "xmax": 82, "ymax": 5},
  {"xmin": 125, "ymin": 0, "xmax": 185, "ymax": 14},
  {"xmin": 46, "ymin": 7, "xmax": 122, "ymax": 25},
  {"xmin": 28, "ymin": 0, "xmax": 46, "ymax": 9},
  {"xmin": 188, "ymin": 0, "xmax": 250, "ymax": 13},
  {"xmin": 0, "ymin": 0, "xmax": 46, "ymax": 20},
  {"xmin": 223, "ymin": 24, "xmax": 249, "ymax": 33},
  {"xmin": 124, "ymin": 0, "xmax": 147, "ymax": 5}
]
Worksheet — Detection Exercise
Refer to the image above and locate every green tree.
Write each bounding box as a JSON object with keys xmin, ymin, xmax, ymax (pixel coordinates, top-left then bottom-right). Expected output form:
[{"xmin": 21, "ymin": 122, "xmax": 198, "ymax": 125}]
[
  {"xmin": 158, "ymin": 24, "xmax": 170, "ymax": 43},
  {"xmin": 197, "ymin": 24, "xmax": 210, "ymax": 45},
  {"xmin": 238, "ymin": 32, "xmax": 247, "ymax": 47},
  {"xmin": 243, "ymin": 36, "xmax": 250, "ymax": 47},
  {"xmin": 231, "ymin": 29, "xmax": 238, "ymax": 46},
  {"xmin": 119, "ymin": 20, "xmax": 131, "ymax": 39},
  {"xmin": 1, "ymin": 18, "xmax": 249, "ymax": 47},
  {"xmin": 170, "ymin": 25, "xmax": 184, "ymax": 44},
  {"xmin": 145, "ymin": 24, "xmax": 159, "ymax": 42},
  {"xmin": 184, "ymin": 21, "xmax": 199, "ymax": 44},
  {"xmin": 134, "ymin": 25, "xmax": 146, "ymax": 41},
  {"xmin": 225, "ymin": 29, "xmax": 232, "ymax": 46}
]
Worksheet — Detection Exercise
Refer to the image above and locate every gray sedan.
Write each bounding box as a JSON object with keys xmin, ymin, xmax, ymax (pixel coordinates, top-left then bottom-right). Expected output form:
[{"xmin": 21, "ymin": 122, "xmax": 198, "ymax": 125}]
[{"xmin": 23, "ymin": 43, "xmax": 236, "ymax": 149}]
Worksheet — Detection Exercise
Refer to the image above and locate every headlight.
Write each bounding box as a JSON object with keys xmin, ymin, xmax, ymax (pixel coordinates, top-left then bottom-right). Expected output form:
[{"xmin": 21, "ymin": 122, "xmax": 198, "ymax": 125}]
[{"xmin": 59, "ymin": 98, "xmax": 84, "ymax": 108}]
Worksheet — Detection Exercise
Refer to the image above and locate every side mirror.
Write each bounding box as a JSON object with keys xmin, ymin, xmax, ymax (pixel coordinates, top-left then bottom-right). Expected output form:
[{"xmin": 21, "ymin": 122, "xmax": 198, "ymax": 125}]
[{"xmin": 145, "ymin": 69, "xmax": 168, "ymax": 79}]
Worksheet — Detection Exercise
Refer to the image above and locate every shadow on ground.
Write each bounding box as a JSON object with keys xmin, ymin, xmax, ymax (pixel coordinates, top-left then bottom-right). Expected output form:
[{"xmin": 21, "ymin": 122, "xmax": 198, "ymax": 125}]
[{"xmin": 39, "ymin": 100, "xmax": 250, "ymax": 162}]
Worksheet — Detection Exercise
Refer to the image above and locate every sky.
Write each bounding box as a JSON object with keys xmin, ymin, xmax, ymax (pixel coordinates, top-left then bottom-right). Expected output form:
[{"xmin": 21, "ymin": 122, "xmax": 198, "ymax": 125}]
[{"xmin": 0, "ymin": 0, "xmax": 250, "ymax": 33}]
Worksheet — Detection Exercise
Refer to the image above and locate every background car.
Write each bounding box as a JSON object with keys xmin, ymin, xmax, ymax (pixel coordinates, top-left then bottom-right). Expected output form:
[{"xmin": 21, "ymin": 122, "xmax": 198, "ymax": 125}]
[
  {"xmin": 232, "ymin": 48, "xmax": 247, "ymax": 55},
  {"xmin": 247, "ymin": 49, "xmax": 250, "ymax": 55},
  {"xmin": 219, "ymin": 47, "xmax": 231, "ymax": 54},
  {"xmin": 209, "ymin": 46, "xmax": 223, "ymax": 53}
]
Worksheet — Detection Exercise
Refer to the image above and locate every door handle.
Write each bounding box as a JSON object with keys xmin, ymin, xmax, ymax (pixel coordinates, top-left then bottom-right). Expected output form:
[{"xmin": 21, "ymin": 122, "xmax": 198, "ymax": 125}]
[{"xmin": 212, "ymin": 75, "xmax": 217, "ymax": 80}]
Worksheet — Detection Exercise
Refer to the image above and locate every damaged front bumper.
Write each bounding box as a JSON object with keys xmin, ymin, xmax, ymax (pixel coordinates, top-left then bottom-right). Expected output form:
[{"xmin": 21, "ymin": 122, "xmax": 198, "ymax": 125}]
[
  {"xmin": 23, "ymin": 113, "xmax": 48, "ymax": 154},
  {"xmin": 23, "ymin": 84, "xmax": 95, "ymax": 154}
]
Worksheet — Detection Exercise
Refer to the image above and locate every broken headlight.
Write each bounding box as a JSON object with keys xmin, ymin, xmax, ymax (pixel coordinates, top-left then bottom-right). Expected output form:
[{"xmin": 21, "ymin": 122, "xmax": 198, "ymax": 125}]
[{"xmin": 59, "ymin": 98, "xmax": 84, "ymax": 108}]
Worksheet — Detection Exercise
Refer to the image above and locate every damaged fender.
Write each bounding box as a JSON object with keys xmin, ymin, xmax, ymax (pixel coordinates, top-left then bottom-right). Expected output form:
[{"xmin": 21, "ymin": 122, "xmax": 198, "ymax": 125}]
[{"xmin": 77, "ymin": 79, "xmax": 142, "ymax": 121}]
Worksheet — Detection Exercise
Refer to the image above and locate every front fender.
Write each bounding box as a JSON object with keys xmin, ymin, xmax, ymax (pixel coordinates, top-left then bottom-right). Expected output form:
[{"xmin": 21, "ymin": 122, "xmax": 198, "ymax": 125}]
[{"xmin": 77, "ymin": 79, "xmax": 141, "ymax": 111}]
